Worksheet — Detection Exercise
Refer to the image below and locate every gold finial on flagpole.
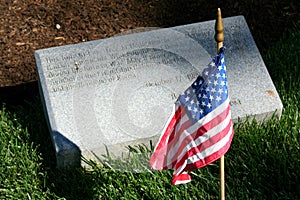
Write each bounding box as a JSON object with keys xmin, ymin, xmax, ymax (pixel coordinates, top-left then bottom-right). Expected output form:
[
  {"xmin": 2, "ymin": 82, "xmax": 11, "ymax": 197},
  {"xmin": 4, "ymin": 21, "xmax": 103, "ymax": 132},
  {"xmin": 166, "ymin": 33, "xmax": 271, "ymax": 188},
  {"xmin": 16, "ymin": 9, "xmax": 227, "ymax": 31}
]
[
  {"xmin": 215, "ymin": 8, "xmax": 226, "ymax": 200},
  {"xmin": 215, "ymin": 8, "xmax": 224, "ymax": 52}
]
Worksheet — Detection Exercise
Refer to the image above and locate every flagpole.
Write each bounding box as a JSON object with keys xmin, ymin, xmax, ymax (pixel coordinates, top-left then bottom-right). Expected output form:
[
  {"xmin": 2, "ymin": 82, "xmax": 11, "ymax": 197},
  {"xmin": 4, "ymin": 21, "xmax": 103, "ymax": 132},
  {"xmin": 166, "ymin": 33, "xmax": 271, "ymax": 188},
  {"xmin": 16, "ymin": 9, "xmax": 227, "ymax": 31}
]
[{"xmin": 215, "ymin": 8, "xmax": 225, "ymax": 200}]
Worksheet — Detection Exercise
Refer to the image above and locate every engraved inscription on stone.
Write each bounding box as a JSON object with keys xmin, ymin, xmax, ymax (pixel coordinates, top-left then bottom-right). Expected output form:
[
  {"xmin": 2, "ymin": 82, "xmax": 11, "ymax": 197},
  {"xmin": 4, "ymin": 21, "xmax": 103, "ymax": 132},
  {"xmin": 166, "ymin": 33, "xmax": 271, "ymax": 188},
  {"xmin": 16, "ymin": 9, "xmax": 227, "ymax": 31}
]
[{"xmin": 35, "ymin": 27, "xmax": 212, "ymax": 167}]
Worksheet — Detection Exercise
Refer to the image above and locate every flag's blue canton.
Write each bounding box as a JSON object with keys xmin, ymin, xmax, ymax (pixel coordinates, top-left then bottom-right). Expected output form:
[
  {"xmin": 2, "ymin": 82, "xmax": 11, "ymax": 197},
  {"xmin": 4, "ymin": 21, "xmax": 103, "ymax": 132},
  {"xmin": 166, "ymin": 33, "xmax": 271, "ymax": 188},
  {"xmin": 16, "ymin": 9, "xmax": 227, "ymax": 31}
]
[{"xmin": 178, "ymin": 47, "xmax": 228, "ymax": 122}]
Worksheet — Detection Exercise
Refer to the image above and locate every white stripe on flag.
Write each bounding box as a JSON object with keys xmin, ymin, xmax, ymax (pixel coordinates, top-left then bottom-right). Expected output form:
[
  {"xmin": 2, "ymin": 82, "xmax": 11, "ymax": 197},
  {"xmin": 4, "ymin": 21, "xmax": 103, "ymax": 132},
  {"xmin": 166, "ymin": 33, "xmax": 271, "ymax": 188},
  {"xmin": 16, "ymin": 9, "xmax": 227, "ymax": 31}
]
[
  {"xmin": 165, "ymin": 114, "xmax": 189, "ymax": 168},
  {"xmin": 174, "ymin": 118, "xmax": 233, "ymax": 175},
  {"xmin": 187, "ymin": 119, "xmax": 233, "ymax": 164},
  {"xmin": 167, "ymin": 98, "xmax": 231, "ymax": 167}
]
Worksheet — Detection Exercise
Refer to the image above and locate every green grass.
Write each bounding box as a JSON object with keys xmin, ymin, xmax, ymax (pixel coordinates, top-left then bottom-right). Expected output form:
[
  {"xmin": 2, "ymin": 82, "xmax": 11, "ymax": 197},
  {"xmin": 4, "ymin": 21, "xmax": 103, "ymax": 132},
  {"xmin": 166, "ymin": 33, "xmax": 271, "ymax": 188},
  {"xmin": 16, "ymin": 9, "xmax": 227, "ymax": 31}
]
[
  {"xmin": 1, "ymin": 25, "xmax": 300, "ymax": 199},
  {"xmin": 0, "ymin": 106, "xmax": 54, "ymax": 199}
]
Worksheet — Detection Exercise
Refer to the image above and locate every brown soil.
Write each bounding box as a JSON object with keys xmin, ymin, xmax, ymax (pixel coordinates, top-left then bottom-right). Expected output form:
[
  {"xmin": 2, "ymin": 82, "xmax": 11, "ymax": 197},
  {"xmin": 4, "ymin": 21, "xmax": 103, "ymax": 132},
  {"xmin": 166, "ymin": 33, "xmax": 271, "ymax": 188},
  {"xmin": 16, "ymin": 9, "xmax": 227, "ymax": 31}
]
[{"xmin": 0, "ymin": 0, "xmax": 299, "ymax": 99}]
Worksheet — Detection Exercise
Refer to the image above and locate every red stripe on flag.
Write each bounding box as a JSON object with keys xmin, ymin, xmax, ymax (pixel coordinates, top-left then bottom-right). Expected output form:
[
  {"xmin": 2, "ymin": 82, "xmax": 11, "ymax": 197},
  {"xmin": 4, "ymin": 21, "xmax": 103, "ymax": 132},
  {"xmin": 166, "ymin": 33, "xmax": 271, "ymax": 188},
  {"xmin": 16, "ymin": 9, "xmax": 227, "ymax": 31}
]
[
  {"xmin": 171, "ymin": 172, "xmax": 191, "ymax": 185},
  {"xmin": 194, "ymin": 105, "xmax": 231, "ymax": 138},
  {"xmin": 168, "ymin": 104, "xmax": 231, "ymax": 170},
  {"xmin": 150, "ymin": 105, "xmax": 185, "ymax": 169},
  {"xmin": 174, "ymin": 117, "xmax": 233, "ymax": 171},
  {"xmin": 167, "ymin": 121, "xmax": 192, "ymax": 168},
  {"xmin": 185, "ymin": 128, "xmax": 234, "ymax": 171},
  {"xmin": 157, "ymin": 105, "xmax": 183, "ymax": 150},
  {"xmin": 167, "ymin": 105, "xmax": 187, "ymax": 144}
]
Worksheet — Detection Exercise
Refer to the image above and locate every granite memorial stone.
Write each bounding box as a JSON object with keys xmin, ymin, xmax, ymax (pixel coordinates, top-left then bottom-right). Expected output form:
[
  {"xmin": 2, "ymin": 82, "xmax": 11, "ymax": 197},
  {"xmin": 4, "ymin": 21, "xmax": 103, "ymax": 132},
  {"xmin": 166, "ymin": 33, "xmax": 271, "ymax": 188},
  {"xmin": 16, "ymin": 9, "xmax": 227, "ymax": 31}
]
[{"xmin": 35, "ymin": 16, "xmax": 283, "ymax": 168}]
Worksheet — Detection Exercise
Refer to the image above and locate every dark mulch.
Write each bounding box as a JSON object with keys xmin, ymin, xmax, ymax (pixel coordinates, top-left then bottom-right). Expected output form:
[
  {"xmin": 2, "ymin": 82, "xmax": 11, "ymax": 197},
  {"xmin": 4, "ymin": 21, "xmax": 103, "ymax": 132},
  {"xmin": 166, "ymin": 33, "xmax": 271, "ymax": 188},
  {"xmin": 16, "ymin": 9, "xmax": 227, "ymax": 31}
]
[{"xmin": 0, "ymin": 0, "xmax": 299, "ymax": 101}]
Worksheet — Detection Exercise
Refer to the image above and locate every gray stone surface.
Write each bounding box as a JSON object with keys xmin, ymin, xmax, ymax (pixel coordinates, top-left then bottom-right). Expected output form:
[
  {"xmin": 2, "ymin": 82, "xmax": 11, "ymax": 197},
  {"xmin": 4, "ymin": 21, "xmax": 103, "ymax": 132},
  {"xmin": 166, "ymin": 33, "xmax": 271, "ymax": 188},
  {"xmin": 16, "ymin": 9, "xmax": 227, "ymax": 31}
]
[{"xmin": 35, "ymin": 16, "xmax": 283, "ymax": 168}]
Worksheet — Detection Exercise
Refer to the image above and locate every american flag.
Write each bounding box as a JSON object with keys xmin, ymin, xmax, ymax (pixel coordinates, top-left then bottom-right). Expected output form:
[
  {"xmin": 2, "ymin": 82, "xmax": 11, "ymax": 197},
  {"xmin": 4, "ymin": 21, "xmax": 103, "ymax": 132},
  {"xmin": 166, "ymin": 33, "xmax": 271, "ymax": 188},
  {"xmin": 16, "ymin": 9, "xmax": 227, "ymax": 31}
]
[{"xmin": 149, "ymin": 47, "xmax": 234, "ymax": 185}]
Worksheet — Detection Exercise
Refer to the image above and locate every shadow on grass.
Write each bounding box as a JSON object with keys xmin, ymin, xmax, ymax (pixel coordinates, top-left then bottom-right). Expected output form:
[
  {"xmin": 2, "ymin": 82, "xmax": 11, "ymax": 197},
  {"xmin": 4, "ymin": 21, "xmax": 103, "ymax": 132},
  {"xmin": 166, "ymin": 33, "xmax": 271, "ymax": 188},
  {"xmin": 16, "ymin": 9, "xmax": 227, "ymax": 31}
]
[{"xmin": 1, "ymin": 89, "xmax": 98, "ymax": 199}]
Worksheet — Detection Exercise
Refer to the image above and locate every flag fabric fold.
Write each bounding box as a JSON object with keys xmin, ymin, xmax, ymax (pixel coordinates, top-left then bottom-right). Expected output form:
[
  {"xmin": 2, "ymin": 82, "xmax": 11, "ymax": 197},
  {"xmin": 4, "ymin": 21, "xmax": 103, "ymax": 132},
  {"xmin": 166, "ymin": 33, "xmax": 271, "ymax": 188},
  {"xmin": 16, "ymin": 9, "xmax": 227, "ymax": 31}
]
[{"xmin": 149, "ymin": 47, "xmax": 234, "ymax": 185}]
